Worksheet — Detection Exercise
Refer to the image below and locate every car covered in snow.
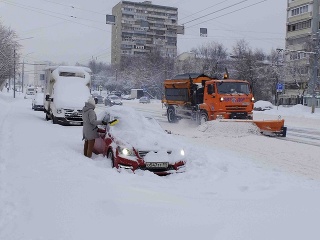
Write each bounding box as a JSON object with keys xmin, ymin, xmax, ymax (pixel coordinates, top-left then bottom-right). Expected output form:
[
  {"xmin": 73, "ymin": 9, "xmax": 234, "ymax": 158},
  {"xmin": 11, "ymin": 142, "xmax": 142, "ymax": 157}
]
[
  {"xmin": 32, "ymin": 92, "xmax": 45, "ymax": 111},
  {"xmin": 104, "ymin": 95, "xmax": 123, "ymax": 106},
  {"xmin": 93, "ymin": 106, "xmax": 186, "ymax": 175},
  {"xmin": 139, "ymin": 96, "xmax": 150, "ymax": 104},
  {"xmin": 253, "ymin": 100, "xmax": 273, "ymax": 111}
]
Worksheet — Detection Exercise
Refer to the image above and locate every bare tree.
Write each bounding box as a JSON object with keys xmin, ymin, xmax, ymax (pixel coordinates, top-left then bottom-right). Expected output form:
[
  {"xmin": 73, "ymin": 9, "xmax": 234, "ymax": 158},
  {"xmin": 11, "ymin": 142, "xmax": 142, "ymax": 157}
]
[
  {"xmin": 0, "ymin": 23, "xmax": 21, "ymax": 90},
  {"xmin": 191, "ymin": 41, "xmax": 228, "ymax": 77}
]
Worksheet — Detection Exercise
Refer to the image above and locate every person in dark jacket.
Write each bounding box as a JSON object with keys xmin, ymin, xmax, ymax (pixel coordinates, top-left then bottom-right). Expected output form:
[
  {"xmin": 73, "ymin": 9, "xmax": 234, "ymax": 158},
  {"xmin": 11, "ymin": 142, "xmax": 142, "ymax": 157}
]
[{"xmin": 82, "ymin": 97, "xmax": 106, "ymax": 158}]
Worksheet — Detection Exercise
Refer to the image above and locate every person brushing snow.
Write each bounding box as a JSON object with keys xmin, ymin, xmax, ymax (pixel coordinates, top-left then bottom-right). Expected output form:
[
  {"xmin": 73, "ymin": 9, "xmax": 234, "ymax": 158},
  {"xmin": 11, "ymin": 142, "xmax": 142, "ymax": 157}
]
[{"xmin": 82, "ymin": 97, "xmax": 106, "ymax": 158}]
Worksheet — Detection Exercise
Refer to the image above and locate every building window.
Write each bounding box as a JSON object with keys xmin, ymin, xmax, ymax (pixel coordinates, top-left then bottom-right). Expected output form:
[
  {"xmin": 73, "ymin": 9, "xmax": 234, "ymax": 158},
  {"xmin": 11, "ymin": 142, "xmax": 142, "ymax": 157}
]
[
  {"xmin": 287, "ymin": 19, "xmax": 311, "ymax": 32},
  {"xmin": 291, "ymin": 5, "xmax": 309, "ymax": 17},
  {"xmin": 289, "ymin": 51, "xmax": 308, "ymax": 60}
]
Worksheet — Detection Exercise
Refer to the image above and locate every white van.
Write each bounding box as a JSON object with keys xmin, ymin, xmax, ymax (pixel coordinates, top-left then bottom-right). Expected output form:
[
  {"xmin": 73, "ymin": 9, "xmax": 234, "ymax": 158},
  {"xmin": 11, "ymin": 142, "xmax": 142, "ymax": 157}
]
[{"xmin": 24, "ymin": 87, "xmax": 36, "ymax": 99}]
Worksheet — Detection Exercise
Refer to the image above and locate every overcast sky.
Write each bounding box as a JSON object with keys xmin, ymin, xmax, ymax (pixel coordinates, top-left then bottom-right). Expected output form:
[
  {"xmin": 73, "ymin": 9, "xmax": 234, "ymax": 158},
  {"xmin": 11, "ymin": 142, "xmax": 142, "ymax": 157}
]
[{"xmin": 0, "ymin": 0, "xmax": 287, "ymax": 66}]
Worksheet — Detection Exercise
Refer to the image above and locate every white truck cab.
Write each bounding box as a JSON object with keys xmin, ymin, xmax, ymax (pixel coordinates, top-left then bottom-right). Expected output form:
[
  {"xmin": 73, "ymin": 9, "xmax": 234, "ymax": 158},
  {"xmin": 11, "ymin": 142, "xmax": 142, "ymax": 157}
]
[{"xmin": 44, "ymin": 66, "xmax": 92, "ymax": 126}]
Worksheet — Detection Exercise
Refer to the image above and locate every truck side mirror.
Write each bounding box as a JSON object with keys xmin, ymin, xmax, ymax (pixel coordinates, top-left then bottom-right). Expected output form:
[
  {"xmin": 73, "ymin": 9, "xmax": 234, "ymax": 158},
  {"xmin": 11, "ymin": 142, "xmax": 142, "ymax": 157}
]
[{"xmin": 207, "ymin": 84, "xmax": 214, "ymax": 94}]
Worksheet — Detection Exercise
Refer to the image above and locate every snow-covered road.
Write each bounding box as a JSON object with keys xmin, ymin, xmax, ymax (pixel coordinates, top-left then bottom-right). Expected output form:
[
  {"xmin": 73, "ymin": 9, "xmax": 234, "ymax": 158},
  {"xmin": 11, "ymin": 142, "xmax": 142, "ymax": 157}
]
[{"xmin": 1, "ymin": 92, "xmax": 320, "ymax": 240}]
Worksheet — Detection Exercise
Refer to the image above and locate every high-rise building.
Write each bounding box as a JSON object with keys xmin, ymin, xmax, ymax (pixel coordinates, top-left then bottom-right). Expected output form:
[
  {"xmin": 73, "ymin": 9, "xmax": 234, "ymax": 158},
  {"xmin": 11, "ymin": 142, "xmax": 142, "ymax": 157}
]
[
  {"xmin": 285, "ymin": 0, "xmax": 319, "ymax": 103},
  {"xmin": 111, "ymin": 1, "xmax": 178, "ymax": 65}
]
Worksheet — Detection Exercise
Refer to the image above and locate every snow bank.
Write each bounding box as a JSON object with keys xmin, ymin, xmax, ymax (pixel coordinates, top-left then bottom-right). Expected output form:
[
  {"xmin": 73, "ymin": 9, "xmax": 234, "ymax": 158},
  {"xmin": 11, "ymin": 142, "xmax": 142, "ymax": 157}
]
[{"xmin": 198, "ymin": 120, "xmax": 261, "ymax": 137}]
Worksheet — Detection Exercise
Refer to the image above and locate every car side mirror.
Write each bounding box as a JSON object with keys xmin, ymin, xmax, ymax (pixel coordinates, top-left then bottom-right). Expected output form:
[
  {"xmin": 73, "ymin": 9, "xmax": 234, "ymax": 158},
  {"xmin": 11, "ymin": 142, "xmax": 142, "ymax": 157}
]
[
  {"xmin": 51, "ymin": 98, "xmax": 54, "ymax": 102},
  {"xmin": 45, "ymin": 94, "xmax": 50, "ymax": 101}
]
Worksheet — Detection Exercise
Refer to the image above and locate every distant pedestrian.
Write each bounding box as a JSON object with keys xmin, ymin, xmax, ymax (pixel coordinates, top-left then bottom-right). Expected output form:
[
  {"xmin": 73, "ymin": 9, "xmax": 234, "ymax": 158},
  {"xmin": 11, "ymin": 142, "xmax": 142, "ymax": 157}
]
[{"xmin": 82, "ymin": 97, "xmax": 107, "ymax": 158}]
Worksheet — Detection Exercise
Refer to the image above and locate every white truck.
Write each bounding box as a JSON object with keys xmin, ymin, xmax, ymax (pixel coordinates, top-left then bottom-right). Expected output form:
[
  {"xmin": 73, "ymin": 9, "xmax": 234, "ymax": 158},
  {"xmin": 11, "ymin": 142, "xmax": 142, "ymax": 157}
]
[
  {"xmin": 44, "ymin": 66, "xmax": 92, "ymax": 125},
  {"xmin": 130, "ymin": 89, "xmax": 144, "ymax": 99}
]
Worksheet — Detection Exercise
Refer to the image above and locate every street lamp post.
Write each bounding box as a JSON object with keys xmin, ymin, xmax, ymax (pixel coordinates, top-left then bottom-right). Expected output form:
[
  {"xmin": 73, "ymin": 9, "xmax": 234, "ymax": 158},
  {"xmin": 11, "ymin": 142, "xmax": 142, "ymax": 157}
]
[
  {"xmin": 21, "ymin": 52, "xmax": 34, "ymax": 93},
  {"xmin": 13, "ymin": 48, "xmax": 16, "ymax": 98}
]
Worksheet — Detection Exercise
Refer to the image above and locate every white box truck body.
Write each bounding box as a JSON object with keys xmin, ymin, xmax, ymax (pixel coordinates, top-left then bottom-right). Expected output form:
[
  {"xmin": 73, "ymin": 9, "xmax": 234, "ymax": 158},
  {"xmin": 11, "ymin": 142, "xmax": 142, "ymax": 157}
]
[
  {"xmin": 44, "ymin": 66, "xmax": 92, "ymax": 125},
  {"xmin": 130, "ymin": 89, "xmax": 144, "ymax": 99}
]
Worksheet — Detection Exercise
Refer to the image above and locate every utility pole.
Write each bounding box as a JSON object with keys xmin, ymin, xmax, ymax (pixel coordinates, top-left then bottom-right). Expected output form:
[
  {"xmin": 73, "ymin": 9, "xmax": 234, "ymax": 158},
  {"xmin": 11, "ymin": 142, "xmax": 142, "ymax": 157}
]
[
  {"xmin": 21, "ymin": 59, "xmax": 25, "ymax": 93},
  {"xmin": 13, "ymin": 48, "xmax": 16, "ymax": 98},
  {"xmin": 311, "ymin": 0, "xmax": 319, "ymax": 113}
]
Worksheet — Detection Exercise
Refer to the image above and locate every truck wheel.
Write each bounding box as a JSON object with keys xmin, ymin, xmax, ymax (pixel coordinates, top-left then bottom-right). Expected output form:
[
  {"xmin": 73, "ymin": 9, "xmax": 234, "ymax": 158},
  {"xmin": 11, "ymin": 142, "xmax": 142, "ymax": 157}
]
[
  {"xmin": 52, "ymin": 115, "xmax": 57, "ymax": 124},
  {"xmin": 45, "ymin": 113, "xmax": 50, "ymax": 121},
  {"xmin": 199, "ymin": 112, "xmax": 208, "ymax": 125},
  {"xmin": 167, "ymin": 107, "xmax": 177, "ymax": 123}
]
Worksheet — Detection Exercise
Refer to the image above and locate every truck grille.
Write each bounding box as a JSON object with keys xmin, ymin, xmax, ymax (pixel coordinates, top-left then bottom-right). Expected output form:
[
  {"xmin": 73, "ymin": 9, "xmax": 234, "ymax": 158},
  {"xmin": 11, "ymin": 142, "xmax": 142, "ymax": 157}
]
[
  {"xmin": 226, "ymin": 105, "xmax": 247, "ymax": 111},
  {"xmin": 64, "ymin": 109, "xmax": 82, "ymax": 119}
]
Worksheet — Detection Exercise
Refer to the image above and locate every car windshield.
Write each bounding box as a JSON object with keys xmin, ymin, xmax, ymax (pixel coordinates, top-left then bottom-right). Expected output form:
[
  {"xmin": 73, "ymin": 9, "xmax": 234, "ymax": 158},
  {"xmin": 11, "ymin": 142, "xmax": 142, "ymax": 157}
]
[
  {"xmin": 217, "ymin": 82, "xmax": 250, "ymax": 94},
  {"xmin": 110, "ymin": 96, "xmax": 119, "ymax": 100}
]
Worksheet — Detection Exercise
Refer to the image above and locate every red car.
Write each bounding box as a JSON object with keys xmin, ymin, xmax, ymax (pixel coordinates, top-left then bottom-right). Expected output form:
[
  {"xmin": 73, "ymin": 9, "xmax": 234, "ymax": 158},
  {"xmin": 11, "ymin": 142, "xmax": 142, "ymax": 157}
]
[{"xmin": 93, "ymin": 106, "xmax": 186, "ymax": 175}]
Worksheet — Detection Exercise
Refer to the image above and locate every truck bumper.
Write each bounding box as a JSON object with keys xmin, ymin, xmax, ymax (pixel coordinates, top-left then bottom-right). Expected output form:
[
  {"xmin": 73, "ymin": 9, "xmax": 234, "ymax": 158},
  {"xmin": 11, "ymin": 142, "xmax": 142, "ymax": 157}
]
[{"xmin": 55, "ymin": 117, "xmax": 83, "ymax": 126}]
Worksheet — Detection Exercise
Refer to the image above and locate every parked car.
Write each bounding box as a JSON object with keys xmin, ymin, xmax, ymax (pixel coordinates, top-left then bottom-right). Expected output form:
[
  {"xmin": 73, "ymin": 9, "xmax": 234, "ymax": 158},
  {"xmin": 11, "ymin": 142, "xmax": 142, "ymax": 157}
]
[
  {"xmin": 254, "ymin": 100, "xmax": 273, "ymax": 111},
  {"xmin": 110, "ymin": 91, "xmax": 122, "ymax": 97},
  {"xmin": 139, "ymin": 96, "xmax": 150, "ymax": 104},
  {"xmin": 24, "ymin": 87, "xmax": 36, "ymax": 99},
  {"xmin": 105, "ymin": 95, "xmax": 123, "ymax": 106},
  {"xmin": 32, "ymin": 92, "xmax": 45, "ymax": 111},
  {"xmin": 93, "ymin": 106, "xmax": 186, "ymax": 175},
  {"xmin": 94, "ymin": 95, "xmax": 104, "ymax": 104}
]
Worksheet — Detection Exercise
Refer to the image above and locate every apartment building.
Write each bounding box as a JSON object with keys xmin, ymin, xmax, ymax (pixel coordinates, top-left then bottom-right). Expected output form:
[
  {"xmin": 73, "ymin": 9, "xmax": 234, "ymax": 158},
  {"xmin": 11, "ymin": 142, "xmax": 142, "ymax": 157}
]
[
  {"xmin": 111, "ymin": 1, "xmax": 178, "ymax": 65},
  {"xmin": 285, "ymin": 0, "xmax": 319, "ymax": 105}
]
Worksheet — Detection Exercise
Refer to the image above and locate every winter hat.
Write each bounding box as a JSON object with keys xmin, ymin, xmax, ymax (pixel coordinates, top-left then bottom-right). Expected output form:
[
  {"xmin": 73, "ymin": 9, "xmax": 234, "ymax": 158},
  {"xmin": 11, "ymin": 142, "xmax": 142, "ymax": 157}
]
[{"xmin": 87, "ymin": 97, "xmax": 96, "ymax": 106}]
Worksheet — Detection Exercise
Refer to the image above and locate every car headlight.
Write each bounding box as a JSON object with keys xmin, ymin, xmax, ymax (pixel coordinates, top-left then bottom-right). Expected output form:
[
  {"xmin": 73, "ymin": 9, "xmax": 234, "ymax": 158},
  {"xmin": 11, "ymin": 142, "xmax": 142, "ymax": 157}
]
[
  {"xmin": 57, "ymin": 108, "xmax": 63, "ymax": 114},
  {"xmin": 180, "ymin": 149, "xmax": 185, "ymax": 156},
  {"xmin": 118, "ymin": 146, "xmax": 135, "ymax": 156}
]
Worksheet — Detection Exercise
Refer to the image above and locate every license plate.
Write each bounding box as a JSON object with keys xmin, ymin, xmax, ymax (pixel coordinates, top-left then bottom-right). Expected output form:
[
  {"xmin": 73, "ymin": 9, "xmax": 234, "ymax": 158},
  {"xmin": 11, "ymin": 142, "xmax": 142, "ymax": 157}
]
[{"xmin": 146, "ymin": 162, "xmax": 169, "ymax": 169}]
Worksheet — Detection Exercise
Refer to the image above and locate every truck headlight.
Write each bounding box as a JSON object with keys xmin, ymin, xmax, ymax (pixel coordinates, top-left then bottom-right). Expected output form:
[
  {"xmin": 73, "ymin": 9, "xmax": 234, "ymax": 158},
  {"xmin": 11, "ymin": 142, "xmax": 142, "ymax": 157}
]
[
  {"xmin": 220, "ymin": 97, "xmax": 224, "ymax": 102},
  {"xmin": 57, "ymin": 108, "xmax": 63, "ymax": 114},
  {"xmin": 251, "ymin": 97, "xmax": 255, "ymax": 102}
]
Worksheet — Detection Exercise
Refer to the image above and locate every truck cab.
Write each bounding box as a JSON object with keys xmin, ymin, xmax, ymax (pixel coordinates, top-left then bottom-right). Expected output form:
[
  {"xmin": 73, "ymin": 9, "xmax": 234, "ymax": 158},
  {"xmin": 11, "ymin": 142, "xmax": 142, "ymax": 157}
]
[
  {"xmin": 44, "ymin": 66, "xmax": 92, "ymax": 126},
  {"xmin": 201, "ymin": 79, "xmax": 254, "ymax": 120}
]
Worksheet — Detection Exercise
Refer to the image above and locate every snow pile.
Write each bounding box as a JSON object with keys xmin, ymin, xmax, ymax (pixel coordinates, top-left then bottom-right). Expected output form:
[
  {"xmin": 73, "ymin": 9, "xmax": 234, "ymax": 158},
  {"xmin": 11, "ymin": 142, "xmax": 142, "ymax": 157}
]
[
  {"xmin": 53, "ymin": 78, "xmax": 90, "ymax": 109},
  {"xmin": 254, "ymin": 100, "xmax": 273, "ymax": 110},
  {"xmin": 51, "ymin": 66, "xmax": 91, "ymax": 109},
  {"xmin": 198, "ymin": 120, "xmax": 261, "ymax": 137}
]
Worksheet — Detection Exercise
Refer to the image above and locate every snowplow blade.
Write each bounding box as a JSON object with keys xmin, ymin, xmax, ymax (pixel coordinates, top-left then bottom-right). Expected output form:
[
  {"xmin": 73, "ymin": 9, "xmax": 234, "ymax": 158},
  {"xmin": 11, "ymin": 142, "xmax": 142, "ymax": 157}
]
[
  {"xmin": 218, "ymin": 119, "xmax": 287, "ymax": 137},
  {"xmin": 253, "ymin": 119, "xmax": 287, "ymax": 137}
]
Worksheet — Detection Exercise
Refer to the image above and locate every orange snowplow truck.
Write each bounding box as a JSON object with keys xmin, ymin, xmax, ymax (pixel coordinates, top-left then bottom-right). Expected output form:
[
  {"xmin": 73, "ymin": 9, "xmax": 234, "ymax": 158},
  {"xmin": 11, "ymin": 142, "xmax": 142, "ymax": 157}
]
[{"xmin": 162, "ymin": 73, "xmax": 287, "ymax": 137}]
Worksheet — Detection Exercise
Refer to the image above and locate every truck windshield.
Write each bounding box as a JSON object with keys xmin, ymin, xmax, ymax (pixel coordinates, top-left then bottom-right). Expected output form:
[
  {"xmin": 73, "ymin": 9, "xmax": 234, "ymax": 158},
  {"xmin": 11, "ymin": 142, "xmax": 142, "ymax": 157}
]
[{"xmin": 217, "ymin": 82, "xmax": 250, "ymax": 94}]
